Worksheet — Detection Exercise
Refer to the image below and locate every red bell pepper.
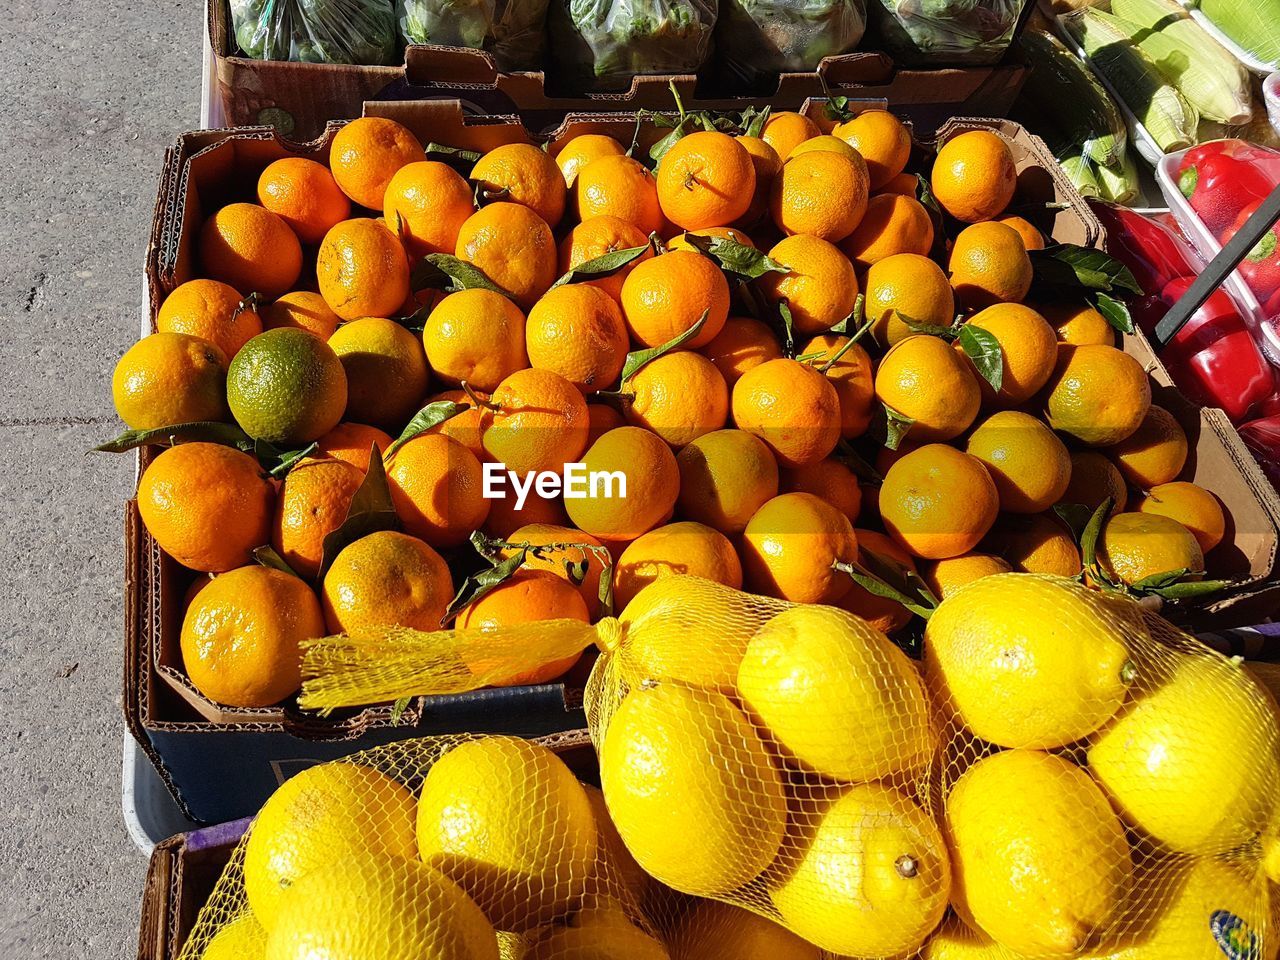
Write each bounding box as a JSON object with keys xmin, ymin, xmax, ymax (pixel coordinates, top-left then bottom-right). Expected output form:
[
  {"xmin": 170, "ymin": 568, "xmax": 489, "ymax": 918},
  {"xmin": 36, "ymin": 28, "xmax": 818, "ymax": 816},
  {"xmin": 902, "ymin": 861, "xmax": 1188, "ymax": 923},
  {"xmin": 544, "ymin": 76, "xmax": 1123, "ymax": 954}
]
[
  {"xmin": 1178, "ymin": 139, "xmax": 1280, "ymax": 176},
  {"xmin": 1239, "ymin": 415, "xmax": 1280, "ymax": 490},
  {"xmin": 1089, "ymin": 200, "xmax": 1198, "ymax": 296},
  {"xmin": 1222, "ymin": 199, "xmax": 1280, "ymax": 301},
  {"xmin": 1178, "ymin": 153, "xmax": 1274, "ymax": 238},
  {"xmin": 1150, "ymin": 277, "xmax": 1274, "ymax": 423}
]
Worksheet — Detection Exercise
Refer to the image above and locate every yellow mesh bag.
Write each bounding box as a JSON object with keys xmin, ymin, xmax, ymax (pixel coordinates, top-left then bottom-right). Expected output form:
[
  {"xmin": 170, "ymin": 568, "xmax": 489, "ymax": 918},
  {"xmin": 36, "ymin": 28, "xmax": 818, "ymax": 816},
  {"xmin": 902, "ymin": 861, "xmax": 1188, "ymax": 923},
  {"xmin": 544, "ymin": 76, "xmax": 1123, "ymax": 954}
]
[{"xmin": 186, "ymin": 573, "xmax": 1280, "ymax": 959}]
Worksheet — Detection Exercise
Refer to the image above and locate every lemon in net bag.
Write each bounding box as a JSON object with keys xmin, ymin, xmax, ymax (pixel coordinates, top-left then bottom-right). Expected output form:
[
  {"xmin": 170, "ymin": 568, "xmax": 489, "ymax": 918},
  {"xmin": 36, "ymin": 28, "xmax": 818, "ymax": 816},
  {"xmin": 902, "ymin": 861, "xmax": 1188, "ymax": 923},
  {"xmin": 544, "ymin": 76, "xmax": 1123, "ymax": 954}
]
[{"xmin": 237, "ymin": 572, "xmax": 1280, "ymax": 958}]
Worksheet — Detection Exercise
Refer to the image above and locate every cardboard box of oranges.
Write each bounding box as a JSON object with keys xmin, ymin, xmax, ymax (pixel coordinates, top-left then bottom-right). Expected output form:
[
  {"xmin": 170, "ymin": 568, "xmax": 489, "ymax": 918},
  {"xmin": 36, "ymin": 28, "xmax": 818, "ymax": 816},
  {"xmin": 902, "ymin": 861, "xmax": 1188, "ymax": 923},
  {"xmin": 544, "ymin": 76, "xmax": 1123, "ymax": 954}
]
[{"xmin": 121, "ymin": 96, "xmax": 1280, "ymax": 825}]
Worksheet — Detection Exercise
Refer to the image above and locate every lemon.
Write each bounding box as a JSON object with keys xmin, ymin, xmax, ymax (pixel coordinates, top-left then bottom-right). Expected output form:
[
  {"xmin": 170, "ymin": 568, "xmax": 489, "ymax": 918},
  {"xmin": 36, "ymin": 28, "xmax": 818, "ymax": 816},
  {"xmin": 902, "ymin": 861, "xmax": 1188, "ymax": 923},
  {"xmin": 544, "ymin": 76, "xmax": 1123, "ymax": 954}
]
[
  {"xmin": 264, "ymin": 856, "xmax": 498, "ymax": 960},
  {"xmin": 615, "ymin": 575, "xmax": 776, "ymax": 688},
  {"xmin": 736, "ymin": 604, "xmax": 934, "ymax": 781},
  {"xmin": 524, "ymin": 906, "xmax": 669, "ymax": 960},
  {"xmin": 416, "ymin": 737, "xmax": 597, "ymax": 932},
  {"xmin": 921, "ymin": 915, "xmax": 1008, "ymax": 959},
  {"xmin": 924, "ymin": 573, "xmax": 1138, "ymax": 749},
  {"xmin": 227, "ymin": 327, "xmax": 348, "ymax": 445},
  {"xmin": 599, "ymin": 682, "xmax": 785, "ymax": 897},
  {"xmin": 666, "ymin": 901, "xmax": 819, "ymax": 960},
  {"xmin": 243, "ymin": 762, "xmax": 418, "ymax": 929},
  {"xmin": 581, "ymin": 784, "xmax": 649, "ymax": 909},
  {"xmin": 498, "ymin": 931, "xmax": 531, "ymax": 960},
  {"xmin": 945, "ymin": 749, "xmax": 1130, "ymax": 956},
  {"xmin": 201, "ymin": 913, "xmax": 267, "ymax": 960},
  {"xmin": 1088, "ymin": 653, "xmax": 1280, "ymax": 855},
  {"xmin": 771, "ymin": 782, "xmax": 949, "ymax": 956}
]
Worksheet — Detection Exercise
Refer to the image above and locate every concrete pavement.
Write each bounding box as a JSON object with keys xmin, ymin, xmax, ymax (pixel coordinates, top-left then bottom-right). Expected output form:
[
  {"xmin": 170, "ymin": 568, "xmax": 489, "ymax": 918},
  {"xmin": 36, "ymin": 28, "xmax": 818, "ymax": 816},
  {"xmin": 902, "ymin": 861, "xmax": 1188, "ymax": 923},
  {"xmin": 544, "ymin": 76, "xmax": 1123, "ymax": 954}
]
[{"xmin": 0, "ymin": 2, "xmax": 203, "ymax": 956}]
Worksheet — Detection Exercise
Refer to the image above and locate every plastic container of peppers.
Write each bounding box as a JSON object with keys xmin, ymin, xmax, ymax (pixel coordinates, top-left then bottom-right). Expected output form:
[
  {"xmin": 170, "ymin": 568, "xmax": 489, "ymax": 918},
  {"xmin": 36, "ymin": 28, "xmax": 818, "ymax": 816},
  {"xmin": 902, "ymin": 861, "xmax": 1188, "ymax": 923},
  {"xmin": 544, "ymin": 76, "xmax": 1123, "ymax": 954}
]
[
  {"xmin": 1090, "ymin": 199, "xmax": 1275, "ymax": 425},
  {"xmin": 1155, "ymin": 139, "xmax": 1280, "ymax": 366}
]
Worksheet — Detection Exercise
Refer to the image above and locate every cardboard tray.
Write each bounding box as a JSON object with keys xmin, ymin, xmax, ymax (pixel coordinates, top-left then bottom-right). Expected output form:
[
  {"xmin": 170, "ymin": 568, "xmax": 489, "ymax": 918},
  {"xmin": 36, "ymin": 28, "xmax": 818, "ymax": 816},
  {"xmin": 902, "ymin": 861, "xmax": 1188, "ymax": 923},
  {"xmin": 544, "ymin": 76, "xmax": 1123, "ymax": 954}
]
[
  {"xmin": 129, "ymin": 100, "xmax": 1280, "ymax": 824},
  {"xmin": 135, "ymin": 730, "xmax": 597, "ymax": 960},
  {"xmin": 207, "ymin": 0, "xmax": 1029, "ymax": 142}
]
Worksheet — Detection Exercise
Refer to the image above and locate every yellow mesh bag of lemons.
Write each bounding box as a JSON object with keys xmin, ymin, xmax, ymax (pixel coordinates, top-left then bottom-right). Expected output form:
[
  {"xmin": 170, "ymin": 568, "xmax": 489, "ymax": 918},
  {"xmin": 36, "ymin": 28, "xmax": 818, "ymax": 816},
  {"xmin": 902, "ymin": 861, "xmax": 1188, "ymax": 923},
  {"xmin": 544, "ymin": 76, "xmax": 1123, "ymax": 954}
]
[{"xmin": 182, "ymin": 573, "xmax": 1280, "ymax": 960}]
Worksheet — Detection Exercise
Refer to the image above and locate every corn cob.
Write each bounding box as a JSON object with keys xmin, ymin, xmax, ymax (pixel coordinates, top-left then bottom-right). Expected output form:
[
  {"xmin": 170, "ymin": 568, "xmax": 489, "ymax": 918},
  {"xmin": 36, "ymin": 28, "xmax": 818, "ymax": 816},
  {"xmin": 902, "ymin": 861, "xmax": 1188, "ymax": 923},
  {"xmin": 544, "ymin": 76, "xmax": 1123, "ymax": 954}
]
[
  {"xmin": 1110, "ymin": 0, "xmax": 1251, "ymax": 124},
  {"xmin": 1197, "ymin": 0, "xmax": 1280, "ymax": 71},
  {"xmin": 1096, "ymin": 149, "xmax": 1140, "ymax": 205},
  {"xmin": 1060, "ymin": 152, "xmax": 1103, "ymax": 199},
  {"xmin": 1062, "ymin": 7, "xmax": 1198, "ymax": 154}
]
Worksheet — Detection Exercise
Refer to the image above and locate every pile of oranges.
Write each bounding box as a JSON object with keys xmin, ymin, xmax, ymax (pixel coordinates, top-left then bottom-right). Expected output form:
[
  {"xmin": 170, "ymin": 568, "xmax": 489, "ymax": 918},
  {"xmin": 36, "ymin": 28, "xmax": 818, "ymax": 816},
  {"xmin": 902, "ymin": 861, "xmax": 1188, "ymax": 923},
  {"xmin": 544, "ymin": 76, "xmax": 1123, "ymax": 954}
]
[{"xmin": 111, "ymin": 107, "xmax": 1228, "ymax": 711}]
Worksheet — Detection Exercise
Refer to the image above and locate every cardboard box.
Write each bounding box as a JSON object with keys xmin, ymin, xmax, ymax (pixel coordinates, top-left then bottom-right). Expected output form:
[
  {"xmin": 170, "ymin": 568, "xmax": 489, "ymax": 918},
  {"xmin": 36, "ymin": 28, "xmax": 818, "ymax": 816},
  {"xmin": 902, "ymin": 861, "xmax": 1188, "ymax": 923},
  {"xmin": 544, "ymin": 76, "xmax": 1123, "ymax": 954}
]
[
  {"xmin": 207, "ymin": 0, "xmax": 1029, "ymax": 142},
  {"xmin": 135, "ymin": 730, "xmax": 597, "ymax": 960}
]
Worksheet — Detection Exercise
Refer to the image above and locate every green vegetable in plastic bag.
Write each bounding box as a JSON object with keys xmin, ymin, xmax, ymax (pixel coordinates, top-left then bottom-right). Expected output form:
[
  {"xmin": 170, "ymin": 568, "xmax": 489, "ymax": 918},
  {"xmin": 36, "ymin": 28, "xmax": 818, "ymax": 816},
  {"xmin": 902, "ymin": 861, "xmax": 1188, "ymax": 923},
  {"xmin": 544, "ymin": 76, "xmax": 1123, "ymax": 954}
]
[
  {"xmin": 230, "ymin": 0, "xmax": 399, "ymax": 64},
  {"xmin": 397, "ymin": 0, "xmax": 551, "ymax": 70},
  {"xmin": 716, "ymin": 0, "xmax": 867, "ymax": 84},
  {"xmin": 870, "ymin": 0, "xmax": 1030, "ymax": 66},
  {"xmin": 550, "ymin": 0, "xmax": 717, "ymax": 89}
]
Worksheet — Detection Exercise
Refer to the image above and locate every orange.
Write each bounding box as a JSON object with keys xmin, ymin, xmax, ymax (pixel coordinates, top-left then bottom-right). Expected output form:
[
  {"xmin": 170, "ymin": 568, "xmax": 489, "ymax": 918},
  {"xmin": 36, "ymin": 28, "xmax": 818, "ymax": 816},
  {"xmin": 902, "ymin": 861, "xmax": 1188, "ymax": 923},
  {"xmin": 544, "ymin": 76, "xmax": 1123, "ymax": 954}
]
[
  {"xmin": 613, "ymin": 520, "xmax": 744, "ymax": 608},
  {"xmin": 770, "ymin": 149, "xmax": 870, "ymax": 242},
  {"xmin": 472, "ymin": 143, "xmax": 567, "ymax": 228},
  {"xmin": 864, "ymin": 254, "xmax": 955, "ymax": 347},
  {"xmin": 965, "ymin": 410, "xmax": 1071, "ymax": 514},
  {"xmin": 1038, "ymin": 301, "xmax": 1115, "ymax": 347},
  {"xmin": 180, "ymin": 565, "xmax": 322, "ymax": 707},
  {"xmin": 316, "ymin": 218, "xmax": 411, "ymax": 321},
  {"xmin": 656, "ymin": 131, "xmax": 756, "ymax": 230},
  {"xmin": 699, "ymin": 316, "xmax": 782, "ymax": 386},
  {"xmin": 732, "ymin": 357, "xmax": 841, "ymax": 468},
  {"xmin": 1061, "ymin": 450, "xmax": 1128, "ymax": 515},
  {"xmin": 504, "ymin": 523, "xmax": 609, "ymax": 619},
  {"xmin": 563, "ymin": 426, "xmax": 679, "ymax": 541},
  {"xmin": 322, "ymin": 530, "xmax": 453, "ymax": 634},
  {"xmin": 997, "ymin": 215, "xmax": 1045, "ymax": 251},
  {"xmin": 1044, "ymin": 344, "xmax": 1152, "ymax": 447},
  {"xmin": 557, "ymin": 215, "xmax": 652, "ymax": 302},
  {"xmin": 921, "ymin": 552, "xmax": 1012, "ymax": 600},
  {"xmin": 1138, "ymin": 482, "xmax": 1226, "ymax": 554},
  {"xmin": 526, "ymin": 284, "xmax": 628, "ymax": 393},
  {"xmin": 949, "ymin": 221, "xmax": 1033, "ymax": 309},
  {"xmin": 878, "ymin": 172, "xmax": 919, "ymax": 196},
  {"xmin": 328, "ymin": 317, "xmax": 431, "ymax": 428},
  {"xmin": 586, "ymin": 403, "xmax": 625, "ymax": 445},
  {"xmin": 741, "ymin": 492, "xmax": 857, "ymax": 604},
  {"xmin": 761, "ymin": 111, "xmax": 821, "ymax": 161},
  {"xmin": 329, "ymin": 116, "xmax": 426, "ymax": 210},
  {"xmin": 665, "ymin": 226, "xmax": 756, "ymax": 253},
  {"xmin": 832, "ymin": 110, "xmax": 912, "ymax": 190},
  {"xmin": 555, "ymin": 134, "xmax": 626, "ymax": 187},
  {"xmin": 1107, "ymin": 404, "xmax": 1188, "ymax": 488},
  {"xmin": 961, "ymin": 303, "xmax": 1058, "ymax": 406},
  {"xmin": 626, "ymin": 350, "xmax": 729, "ymax": 448},
  {"xmin": 759, "ymin": 235, "xmax": 858, "ymax": 335},
  {"xmin": 225, "ymin": 328, "xmax": 349, "ymax": 445},
  {"xmin": 483, "ymin": 368, "xmax": 590, "ymax": 474},
  {"xmin": 382, "ymin": 161, "xmax": 475, "ymax": 257},
  {"xmin": 735, "ymin": 135, "xmax": 783, "ymax": 226},
  {"xmin": 271, "ymin": 457, "xmax": 366, "ymax": 579},
  {"xmin": 425, "ymin": 389, "xmax": 487, "ymax": 458},
  {"xmin": 802, "ymin": 333, "xmax": 874, "ymax": 439},
  {"xmin": 112, "ymin": 332, "xmax": 228, "ymax": 430},
  {"xmin": 838, "ymin": 528, "xmax": 918, "ymax": 634},
  {"xmin": 198, "ymin": 203, "xmax": 302, "ymax": 301},
  {"xmin": 256, "ymin": 157, "xmax": 351, "ymax": 245},
  {"xmin": 157, "ymin": 279, "xmax": 264, "ymax": 360},
  {"xmin": 385, "ymin": 433, "xmax": 490, "ymax": 548},
  {"xmin": 455, "ymin": 202, "xmax": 557, "ymax": 309},
  {"xmin": 422, "ymin": 288, "xmax": 528, "ymax": 392},
  {"xmin": 879, "ymin": 443, "xmax": 999, "ymax": 559},
  {"xmin": 137, "ymin": 442, "xmax": 274, "ymax": 572},
  {"xmin": 787, "ymin": 135, "xmax": 862, "ymax": 161},
  {"xmin": 456, "ymin": 570, "xmax": 588, "ymax": 686},
  {"xmin": 839, "ymin": 193, "xmax": 934, "ymax": 270},
  {"xmin": 575, "ymin": 155, "xmax": 664, "ymax": 236},
  {"xmin": 1096, "ymin": 512, "xmax": 1205, "ymax": 586},
  {"xmin": 315, "ymin": 422, "xmax": 393, "ymax": 472},
  {"xmin": 481, "ymin": 487, "xmax": 569, "ymax": 539},
  {"xmin": 984, "ymin": 513, "xmax": 1082, "ymax": 577},
  {"xmin": 930, "ymin": 130, "xmax": 1017, "ymax": 223},
  {"xmin": 675, "ymin": 429, "xmax": 779, "ymax": 535},
  {"xmin": 780, "ymin": 458, "xmax": 862, "ymax": 522},
  {"xmin": 620, "ymin": 250, "xmax": 730, "ymax": 349},
  {"xmin": 261, "ymin": 291, "xmax": 340, "ymax": 340},
  {"xmin": 874, "ymin": 335, "xmax": 981, "ymax": 443}
]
